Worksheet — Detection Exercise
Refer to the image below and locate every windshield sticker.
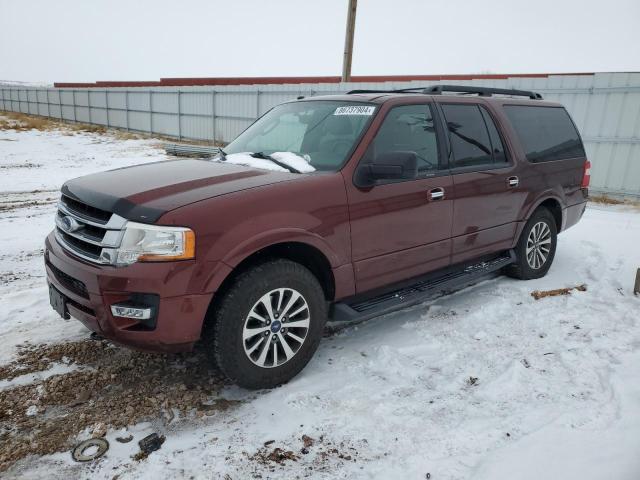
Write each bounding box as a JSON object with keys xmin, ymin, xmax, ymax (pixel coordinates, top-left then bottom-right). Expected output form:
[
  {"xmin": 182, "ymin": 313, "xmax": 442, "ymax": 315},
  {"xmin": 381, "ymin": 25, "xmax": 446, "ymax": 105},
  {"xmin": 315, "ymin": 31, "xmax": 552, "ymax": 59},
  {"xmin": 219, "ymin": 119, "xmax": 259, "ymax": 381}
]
[{"xmin": 333, "ymin": 105, "xmax": 376, "ymax": 116}]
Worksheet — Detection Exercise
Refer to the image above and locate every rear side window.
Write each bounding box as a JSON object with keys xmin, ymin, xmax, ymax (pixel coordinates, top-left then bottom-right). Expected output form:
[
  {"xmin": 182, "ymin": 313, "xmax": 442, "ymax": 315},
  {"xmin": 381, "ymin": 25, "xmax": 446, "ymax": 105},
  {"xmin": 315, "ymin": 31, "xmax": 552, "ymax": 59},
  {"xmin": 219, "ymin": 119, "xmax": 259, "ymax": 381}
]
[
  {"xmin": 441, "ymin": 104, "xmax": 496, "ymax": 168},
  {"xmin": 503, "ymin": 105, "xmax": 585, "ymax": 162}
]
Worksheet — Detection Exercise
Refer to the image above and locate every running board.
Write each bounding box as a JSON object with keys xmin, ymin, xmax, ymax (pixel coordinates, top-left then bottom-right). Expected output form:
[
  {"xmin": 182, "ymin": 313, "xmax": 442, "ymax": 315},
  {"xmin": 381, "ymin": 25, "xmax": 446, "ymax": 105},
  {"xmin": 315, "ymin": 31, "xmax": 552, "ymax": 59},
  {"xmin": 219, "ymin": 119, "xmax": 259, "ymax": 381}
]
[{"xmin": 331, "ymin": 250, "xmax": 515, "ymax": 322}]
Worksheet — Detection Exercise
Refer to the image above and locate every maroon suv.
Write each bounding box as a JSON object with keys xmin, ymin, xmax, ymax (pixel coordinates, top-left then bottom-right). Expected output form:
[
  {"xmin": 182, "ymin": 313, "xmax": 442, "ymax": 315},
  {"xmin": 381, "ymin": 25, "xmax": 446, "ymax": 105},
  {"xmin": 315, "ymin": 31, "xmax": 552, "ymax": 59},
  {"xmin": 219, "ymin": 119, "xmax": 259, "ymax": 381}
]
[{"xmin": 46, "ymin": 85, "xmax": 590, "ymax": 388}]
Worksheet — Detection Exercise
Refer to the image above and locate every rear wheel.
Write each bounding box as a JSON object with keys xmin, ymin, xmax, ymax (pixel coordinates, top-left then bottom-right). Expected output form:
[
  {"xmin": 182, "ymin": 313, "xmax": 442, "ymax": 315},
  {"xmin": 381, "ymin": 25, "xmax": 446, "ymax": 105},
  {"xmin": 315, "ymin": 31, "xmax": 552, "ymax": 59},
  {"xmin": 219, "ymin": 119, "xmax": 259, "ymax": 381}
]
[
  {"xmin": 204, "ymin": 259, "xmax": 327, "ymax": 389},
  {"xmin": 506, "ymin": 207, "xmax": 558, "ymax": 280}
]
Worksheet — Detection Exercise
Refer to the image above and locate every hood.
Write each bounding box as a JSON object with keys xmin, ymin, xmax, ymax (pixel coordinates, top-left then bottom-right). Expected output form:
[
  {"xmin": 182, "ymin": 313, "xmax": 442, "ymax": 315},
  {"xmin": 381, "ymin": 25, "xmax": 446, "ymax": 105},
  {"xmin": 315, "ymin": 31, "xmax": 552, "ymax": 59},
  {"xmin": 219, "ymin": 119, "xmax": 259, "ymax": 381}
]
[{"xmin": 61, "ymin": 159, "xmax": 297, "ymax": 223}]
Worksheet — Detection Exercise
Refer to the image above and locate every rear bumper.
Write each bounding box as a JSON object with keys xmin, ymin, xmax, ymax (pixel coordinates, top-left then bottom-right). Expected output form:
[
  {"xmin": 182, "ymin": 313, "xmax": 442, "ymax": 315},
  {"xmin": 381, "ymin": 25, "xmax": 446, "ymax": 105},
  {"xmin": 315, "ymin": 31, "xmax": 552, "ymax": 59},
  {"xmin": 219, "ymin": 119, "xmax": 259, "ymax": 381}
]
[
  {"xmin": 562, "ymin": 200, "xmax": 587, "ymax": 232},
  {"xmin": 45, "ymin": 232, "xmax": 214, "ymax": 353}
]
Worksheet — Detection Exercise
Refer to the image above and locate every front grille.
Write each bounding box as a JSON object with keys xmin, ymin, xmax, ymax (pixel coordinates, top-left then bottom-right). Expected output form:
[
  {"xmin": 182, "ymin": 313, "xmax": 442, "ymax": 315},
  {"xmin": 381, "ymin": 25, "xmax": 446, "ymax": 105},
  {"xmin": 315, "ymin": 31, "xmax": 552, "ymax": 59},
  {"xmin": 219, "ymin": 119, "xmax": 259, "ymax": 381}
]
[
  {"xmin": 47, "ymin": 261, "xmax": 89, "ymax": 299},
  {"xmin": 55, "ymin": 195, "xmax": 127, "ymax": 265},
  {"xmin": 57, "ymin": 230, "xmax": 102, "ymax": 258},
  {"xmin": 61, "ymin": 195, "xmax": 111, "ymax": 224}
]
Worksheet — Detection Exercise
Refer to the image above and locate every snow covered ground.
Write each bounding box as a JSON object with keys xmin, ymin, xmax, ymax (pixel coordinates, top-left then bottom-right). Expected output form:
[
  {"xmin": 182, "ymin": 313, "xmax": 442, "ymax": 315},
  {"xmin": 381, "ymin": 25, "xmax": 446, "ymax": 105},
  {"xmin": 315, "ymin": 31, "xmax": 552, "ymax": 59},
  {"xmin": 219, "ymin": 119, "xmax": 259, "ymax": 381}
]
[{"xmin": 1, "ymin": 120, "xmax": 639, "ymax": 479}]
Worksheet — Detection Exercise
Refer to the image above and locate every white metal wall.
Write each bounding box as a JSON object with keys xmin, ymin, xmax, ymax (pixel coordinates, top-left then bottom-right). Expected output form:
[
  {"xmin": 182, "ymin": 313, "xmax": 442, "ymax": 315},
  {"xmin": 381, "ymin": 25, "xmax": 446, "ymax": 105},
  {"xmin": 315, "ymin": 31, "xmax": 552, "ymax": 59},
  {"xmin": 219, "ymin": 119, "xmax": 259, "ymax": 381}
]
[{"xmin": 1, "ymin": 72, "xmax": 639, "ymax": 197}]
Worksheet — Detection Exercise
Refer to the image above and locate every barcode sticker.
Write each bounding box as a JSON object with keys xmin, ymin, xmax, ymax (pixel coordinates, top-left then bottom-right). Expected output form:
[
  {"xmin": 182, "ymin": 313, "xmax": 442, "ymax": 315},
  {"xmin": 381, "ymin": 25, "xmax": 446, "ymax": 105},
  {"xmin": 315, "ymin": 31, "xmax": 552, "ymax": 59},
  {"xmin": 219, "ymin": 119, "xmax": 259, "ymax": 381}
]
[{"xmin": 333, "ymin": 105, "xmax": 376, "ymax": 116}]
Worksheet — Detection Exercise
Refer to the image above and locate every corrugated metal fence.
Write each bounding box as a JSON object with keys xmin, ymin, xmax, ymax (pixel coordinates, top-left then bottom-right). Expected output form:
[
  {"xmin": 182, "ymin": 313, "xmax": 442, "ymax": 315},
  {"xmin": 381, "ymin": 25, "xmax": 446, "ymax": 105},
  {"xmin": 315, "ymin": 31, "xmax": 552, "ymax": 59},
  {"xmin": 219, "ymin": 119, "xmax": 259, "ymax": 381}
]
[{"xmin": 1, "ymin": 72, "xmax": 639, "ymax": 197}]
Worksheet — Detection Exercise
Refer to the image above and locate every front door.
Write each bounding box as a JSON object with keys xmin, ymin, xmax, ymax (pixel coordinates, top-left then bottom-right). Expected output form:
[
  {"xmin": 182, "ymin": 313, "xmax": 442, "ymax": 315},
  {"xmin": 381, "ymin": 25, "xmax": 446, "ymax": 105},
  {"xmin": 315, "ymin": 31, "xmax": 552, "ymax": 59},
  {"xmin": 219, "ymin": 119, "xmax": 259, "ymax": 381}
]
[{"xmin": 345, "ymin": 103, "xmax": 453, "ymax": 293}]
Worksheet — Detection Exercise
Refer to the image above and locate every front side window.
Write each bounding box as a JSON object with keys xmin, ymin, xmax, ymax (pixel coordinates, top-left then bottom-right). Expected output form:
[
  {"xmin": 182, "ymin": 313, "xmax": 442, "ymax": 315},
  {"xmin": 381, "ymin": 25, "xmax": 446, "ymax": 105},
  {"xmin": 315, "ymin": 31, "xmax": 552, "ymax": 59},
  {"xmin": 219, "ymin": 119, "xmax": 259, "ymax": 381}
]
[
  {"xmin": 223, "ymin": 101, "xmax": 376, "ymax": 172},
  {"xmin": 503, "ymin": 105, "xmax": 585, "ymax": 162},
  {"xmin": 441, "ymin": 104, "xmax": 494, "ymax": 168},
  {"xmin": 371, "ymin": 104, "xmax": 440, "ymax": 174}
]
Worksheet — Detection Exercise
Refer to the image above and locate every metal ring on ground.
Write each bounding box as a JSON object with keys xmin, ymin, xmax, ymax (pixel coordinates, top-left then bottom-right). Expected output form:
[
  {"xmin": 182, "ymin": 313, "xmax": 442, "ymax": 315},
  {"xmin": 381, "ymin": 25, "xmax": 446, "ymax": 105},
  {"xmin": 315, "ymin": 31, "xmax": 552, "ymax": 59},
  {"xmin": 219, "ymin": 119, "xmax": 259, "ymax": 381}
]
[{"xmin": 71, "ymin": 438, "xmax": 109, "ymax": 462}]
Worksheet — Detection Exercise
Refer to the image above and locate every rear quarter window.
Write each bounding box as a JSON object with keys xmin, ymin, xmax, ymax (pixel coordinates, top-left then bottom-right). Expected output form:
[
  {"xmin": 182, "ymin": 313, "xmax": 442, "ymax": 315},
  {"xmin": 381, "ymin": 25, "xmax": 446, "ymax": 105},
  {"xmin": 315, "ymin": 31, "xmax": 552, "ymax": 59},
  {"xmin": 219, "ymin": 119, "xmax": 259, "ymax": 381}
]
[{"xmin": 503, "ymin": 105, "xmax": 585, "ymax": 162}]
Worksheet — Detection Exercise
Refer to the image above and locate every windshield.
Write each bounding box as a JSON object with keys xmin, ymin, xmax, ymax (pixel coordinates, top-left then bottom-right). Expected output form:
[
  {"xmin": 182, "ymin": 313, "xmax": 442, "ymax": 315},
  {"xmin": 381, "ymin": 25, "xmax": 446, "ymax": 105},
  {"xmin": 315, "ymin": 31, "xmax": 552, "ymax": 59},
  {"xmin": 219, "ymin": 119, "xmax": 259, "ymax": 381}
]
[{"xmin": 223, "ymin": 101, "xmax": 376, "ymax": 172}]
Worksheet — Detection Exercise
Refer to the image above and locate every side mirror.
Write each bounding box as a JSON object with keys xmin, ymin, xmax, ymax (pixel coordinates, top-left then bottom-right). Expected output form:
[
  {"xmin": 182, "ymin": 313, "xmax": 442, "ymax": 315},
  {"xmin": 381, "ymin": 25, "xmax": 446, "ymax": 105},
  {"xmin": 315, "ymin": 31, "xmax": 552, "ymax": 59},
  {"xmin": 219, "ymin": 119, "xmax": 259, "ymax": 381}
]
[{"xmin": 355, "ymin": 151, "xmax": 418, "ymax": 187}]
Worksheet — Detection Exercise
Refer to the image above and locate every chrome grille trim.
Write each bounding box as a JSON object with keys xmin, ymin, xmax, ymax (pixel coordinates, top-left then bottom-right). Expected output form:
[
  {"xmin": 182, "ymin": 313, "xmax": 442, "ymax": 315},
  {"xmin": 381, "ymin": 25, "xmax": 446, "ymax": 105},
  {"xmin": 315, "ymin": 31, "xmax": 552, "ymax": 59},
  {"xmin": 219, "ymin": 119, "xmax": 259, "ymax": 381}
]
[
  {"xmin": 57, "ymin": 201, "xmax": 127, "ymax": 230},
  {"xmin": 54, "ymin": 197, "xmax": 127, "ymax": 265},
  {"xmin": 54, "ymin": 230, "xmax": 113, "ymax": 264},
  {"xmin": 54, "ymin": 213, "xmax": 123, "ymax": 247}
]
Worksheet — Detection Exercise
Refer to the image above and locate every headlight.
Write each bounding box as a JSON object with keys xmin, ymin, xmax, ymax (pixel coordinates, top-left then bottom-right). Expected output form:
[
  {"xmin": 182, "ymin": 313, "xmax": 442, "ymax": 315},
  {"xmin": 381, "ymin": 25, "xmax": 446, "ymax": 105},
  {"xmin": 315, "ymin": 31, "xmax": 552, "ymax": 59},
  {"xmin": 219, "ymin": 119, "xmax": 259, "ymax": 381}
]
[{"xmin": 114, "ymin": 222, "xmax": 195, "ymax": 265}]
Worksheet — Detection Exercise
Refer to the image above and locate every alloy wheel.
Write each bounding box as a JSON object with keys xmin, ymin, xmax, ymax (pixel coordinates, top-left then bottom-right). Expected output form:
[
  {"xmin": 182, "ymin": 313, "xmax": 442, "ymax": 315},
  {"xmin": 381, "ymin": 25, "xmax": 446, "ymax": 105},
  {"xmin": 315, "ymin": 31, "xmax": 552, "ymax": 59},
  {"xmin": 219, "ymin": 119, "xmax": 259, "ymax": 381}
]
[
  {"xmin": 526, "ymin": 221, "xmax": 552, "ymax": 269},
  {"xmin": 242, "ymin": 288, "xmax": 310, "ymax": 368}
]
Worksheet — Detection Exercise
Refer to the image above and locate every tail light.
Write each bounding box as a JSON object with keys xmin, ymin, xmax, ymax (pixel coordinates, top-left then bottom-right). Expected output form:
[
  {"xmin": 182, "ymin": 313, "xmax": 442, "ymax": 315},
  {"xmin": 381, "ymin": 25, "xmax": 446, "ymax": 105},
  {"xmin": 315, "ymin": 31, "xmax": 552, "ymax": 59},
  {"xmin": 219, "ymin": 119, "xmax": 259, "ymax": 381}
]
[{"xmin": 581, "ymin": 159, "xmax": 591, "ymax": 188}]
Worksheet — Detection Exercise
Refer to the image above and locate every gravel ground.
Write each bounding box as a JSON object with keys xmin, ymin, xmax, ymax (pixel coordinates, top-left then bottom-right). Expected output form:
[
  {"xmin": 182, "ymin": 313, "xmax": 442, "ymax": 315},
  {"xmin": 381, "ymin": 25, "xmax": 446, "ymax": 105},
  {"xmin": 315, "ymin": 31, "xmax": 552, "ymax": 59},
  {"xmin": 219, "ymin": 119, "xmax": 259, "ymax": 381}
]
[{"xmin": 0, "ymin": 339, "xmax": 229, "ymax": 472}]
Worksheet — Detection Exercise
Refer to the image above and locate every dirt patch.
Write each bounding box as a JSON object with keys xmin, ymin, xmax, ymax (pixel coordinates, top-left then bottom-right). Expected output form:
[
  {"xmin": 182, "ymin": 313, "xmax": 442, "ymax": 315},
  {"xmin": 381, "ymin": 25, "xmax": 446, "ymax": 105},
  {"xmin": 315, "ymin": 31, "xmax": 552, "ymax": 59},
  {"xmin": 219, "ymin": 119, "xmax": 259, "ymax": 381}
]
[
  {"xmin": 0, "ymin": 248, "xmax": 44, "ymax": 266},
  {"xmin": 0, "ymin": 339, "xmax": 234, "ymax": 472},
  {"xmin": 0, "ymin": 198, "xmax": 56, "ymax": 213},
  {"xmin": 0, "ymin": 162, "xmax": 42, "ymax": 170},
  {"xmin": 247, "ymin": 434, "xmax": 361, "ymax": 475},
  {"xmin": 250, "ymin": 447, "xmax": 300, "ymax": 466},
  {"xmin": 0, "ymin": 271, "xmax": 35, "ymax": 286},
  {"xmin": 531, "ymin": 284, "xmax": 587, "ymax": 300},
  {"xmin": 0, "ymin": 190, "xmax": 58, "ymax": 214}
]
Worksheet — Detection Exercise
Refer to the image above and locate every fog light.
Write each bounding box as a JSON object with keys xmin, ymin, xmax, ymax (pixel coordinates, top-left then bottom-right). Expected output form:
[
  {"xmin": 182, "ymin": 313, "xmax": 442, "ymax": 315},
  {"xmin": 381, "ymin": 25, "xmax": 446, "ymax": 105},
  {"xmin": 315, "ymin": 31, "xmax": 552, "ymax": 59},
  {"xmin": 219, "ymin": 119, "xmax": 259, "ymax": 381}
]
[{"xmin": 111, "ymin": 304, "xmax": 152, "ymax": 319}]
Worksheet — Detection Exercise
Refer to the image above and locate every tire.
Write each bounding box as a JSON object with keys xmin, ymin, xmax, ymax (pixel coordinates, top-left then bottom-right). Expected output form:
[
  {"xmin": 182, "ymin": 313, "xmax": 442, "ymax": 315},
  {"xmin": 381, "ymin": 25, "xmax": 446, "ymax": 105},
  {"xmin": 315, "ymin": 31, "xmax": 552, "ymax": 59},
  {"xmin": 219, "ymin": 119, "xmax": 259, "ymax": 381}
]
[
  {"xmin": 506, "ymin": 207, "xmax": 558, "ymax": 280},
  {"xmin": 204, "ymin": 259, "xmax": 327, "ymax": 389}
]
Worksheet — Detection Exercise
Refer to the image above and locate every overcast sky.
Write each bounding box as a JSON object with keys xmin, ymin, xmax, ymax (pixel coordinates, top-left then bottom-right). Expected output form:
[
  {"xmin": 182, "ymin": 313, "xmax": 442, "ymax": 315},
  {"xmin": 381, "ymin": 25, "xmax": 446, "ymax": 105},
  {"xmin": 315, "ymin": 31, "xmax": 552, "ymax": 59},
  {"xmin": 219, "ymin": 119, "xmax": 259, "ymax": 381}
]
[{"xmin": 1, "ymin": 0, "xmax": 639, "ymax": 84}]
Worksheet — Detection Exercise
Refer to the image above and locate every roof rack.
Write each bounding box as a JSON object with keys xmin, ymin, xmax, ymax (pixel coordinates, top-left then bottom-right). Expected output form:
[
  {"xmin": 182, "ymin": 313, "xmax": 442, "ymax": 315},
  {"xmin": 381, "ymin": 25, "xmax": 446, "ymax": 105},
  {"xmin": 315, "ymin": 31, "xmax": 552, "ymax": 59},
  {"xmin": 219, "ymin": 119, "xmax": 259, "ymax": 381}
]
[{"xmin": 347, "ymin": 84, "xmax": 543, "ymax": 100}]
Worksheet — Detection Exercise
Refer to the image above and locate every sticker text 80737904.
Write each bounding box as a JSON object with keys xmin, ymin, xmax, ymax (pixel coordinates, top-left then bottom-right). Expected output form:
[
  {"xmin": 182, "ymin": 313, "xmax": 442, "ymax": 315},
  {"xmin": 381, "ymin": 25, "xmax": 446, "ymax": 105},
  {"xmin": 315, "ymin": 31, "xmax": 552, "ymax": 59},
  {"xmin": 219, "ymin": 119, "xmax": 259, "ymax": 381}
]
[{"xmin": 333, "ymin": 105, "xmax": 376, "ymax": 116}]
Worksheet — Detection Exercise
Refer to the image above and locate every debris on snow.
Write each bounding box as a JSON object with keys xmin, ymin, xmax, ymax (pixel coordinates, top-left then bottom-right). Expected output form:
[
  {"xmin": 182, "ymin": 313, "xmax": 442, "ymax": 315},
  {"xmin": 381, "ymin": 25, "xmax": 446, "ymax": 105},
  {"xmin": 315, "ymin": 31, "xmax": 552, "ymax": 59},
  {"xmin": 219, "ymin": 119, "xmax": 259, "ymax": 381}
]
[
  {"xmin": 91, "ymin": 422, "xmax": 107, "ymax": 438},
  {"xmin": 138, "ymin": 433, "xmax": 165, "ymax": 455},
  {"xmin": 71, "ymin": 438, "xmax": 109, "ymax": 462},
  {"xmin": 531, "ymin": 283, "xmax": 587, "ymax": 300},
  {"xmin": 302, "ymin": 434, "xmax": 315, "ymax": 448},
  {"xmin": 116, "ymin": 435, "xmax": 133, "ymax": 444},
  {"xmin": 250, "ymin": 447, "xmax": 299, "ymax": 466}
]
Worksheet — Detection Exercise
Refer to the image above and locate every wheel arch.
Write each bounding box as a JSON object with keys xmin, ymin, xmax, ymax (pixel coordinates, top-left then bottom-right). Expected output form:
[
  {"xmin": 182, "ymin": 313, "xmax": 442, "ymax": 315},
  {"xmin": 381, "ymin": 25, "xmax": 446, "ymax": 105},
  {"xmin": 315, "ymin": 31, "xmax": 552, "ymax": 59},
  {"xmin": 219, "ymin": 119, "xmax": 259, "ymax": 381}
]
[
  {"xmin": 536, "ymin": 198, "xmax": 562, "ymax": 232},
  {"xmin": 512, "ymin": 194, "xmax": 564, "ymax": 250},
  {"xmin": 525, "ymin": 194, "xmax": 563, "ymax": 232},
  {"xmin": 208, "ymin": 240, "xmax": 337, "ymax": 305}
]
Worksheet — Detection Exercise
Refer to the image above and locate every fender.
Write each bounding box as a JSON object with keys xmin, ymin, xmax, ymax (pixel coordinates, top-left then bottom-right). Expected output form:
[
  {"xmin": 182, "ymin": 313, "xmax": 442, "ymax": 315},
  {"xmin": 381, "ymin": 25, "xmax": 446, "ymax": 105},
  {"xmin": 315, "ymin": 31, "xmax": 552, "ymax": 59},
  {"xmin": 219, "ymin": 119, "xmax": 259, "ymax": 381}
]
[
  {"xmin": 201, "ymin": 228, "xmax": 347, "ymax": 294},
  {"xmin": 221, "ymin": 228, "xmax": 343, "ymax": 268},
  {"xmin": 512, "ymin": 190, "xmax": 565, "ymax": 247},
  {"xmin": 522, "ymin": 190, "xmax": 564, "ymax": 221}
]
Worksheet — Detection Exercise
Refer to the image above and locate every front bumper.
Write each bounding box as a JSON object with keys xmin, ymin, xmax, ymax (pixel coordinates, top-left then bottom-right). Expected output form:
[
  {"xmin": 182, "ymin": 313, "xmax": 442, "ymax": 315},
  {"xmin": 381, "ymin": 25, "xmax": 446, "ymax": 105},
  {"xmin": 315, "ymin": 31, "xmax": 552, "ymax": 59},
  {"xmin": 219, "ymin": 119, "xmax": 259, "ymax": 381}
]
[{"xmin": 45, "ymin": 232, "xmax": 213, "ymax": 353}]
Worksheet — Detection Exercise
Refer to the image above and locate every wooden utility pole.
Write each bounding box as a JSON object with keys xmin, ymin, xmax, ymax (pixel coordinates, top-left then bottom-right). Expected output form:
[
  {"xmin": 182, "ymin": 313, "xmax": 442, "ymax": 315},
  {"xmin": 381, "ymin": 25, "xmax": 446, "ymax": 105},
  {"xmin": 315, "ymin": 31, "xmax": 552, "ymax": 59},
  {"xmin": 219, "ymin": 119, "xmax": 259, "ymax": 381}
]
[{"xmin": 341, "ymin": 0, "xmax": 358, "ymax": 82}]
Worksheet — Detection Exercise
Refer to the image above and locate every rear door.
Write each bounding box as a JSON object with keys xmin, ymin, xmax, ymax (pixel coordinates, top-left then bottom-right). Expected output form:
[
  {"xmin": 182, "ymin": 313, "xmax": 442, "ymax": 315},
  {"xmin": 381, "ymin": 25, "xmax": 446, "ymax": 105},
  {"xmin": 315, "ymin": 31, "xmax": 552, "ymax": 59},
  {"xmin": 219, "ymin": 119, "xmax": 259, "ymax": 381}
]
[
  {"xmin": 345, "ymin": 102, "xmax": 453, "ymax": 293},
  {"xmin": 437, "ymin": 101, "xmax": 526, "ymax": 264}
]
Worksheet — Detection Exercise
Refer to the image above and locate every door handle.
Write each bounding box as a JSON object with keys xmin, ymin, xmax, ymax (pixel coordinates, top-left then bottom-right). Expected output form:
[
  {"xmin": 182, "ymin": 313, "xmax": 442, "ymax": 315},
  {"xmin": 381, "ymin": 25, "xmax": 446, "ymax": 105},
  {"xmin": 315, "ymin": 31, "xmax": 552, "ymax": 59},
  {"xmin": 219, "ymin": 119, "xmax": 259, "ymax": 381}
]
[
  {"xmin": 507, "ymin": 176, "xmax": 519, "ymax": 188},
  {"xmin": 428, "ymin": 187, "xmax": 445, "ymax": 201}
]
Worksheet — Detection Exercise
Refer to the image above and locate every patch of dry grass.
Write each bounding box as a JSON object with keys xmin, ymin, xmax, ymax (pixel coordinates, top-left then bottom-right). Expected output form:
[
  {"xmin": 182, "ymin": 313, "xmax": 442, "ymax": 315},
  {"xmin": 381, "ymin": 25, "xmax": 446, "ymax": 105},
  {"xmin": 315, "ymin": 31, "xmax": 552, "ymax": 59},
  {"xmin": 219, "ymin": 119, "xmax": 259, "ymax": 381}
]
[
  {"xmin": 0, "ymin": 111, "xmax": 226, "ymax": 146},
  {"xmin": 589, "ymin": 194, "xmax": 640, "ymax": 208},
  {"xmin": 0, "ymin": 111, "xmax": 107, "ymax": 134}
]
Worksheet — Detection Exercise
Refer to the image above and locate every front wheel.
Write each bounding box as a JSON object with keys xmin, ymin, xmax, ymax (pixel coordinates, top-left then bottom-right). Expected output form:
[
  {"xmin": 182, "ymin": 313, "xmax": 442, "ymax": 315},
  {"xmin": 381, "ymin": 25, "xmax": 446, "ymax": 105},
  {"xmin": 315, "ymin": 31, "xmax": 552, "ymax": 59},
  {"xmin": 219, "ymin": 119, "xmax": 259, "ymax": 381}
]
[
  {"xmin": 506, "ymin": 207, "xmax": 558, "ymax": 280},
  {"xmin": 204, "ymin": 259, "xmax": 327, "ymax": 389}
]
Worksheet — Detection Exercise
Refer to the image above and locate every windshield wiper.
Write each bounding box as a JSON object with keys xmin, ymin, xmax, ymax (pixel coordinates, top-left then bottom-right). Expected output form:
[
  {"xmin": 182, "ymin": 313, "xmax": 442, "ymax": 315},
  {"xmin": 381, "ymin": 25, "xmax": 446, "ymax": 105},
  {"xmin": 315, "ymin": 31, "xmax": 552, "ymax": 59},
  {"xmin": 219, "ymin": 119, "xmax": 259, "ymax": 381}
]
[
  {"xmin": 250, "ymin": 152, "xmax": 301, "ymax": 174},
  {"xmin": 217, "ymin": 147, "xmax": 227, "ymax": 161}
]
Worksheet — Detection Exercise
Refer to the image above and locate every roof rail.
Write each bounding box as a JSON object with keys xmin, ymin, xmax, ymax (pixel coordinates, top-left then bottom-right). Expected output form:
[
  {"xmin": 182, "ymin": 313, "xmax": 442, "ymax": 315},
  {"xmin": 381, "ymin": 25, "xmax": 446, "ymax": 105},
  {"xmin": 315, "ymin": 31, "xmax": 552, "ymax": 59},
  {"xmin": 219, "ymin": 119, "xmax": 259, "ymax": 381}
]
[
  {"xmin": 425, "ymin": 84, "xmax": 543, "ymax": 99},
  {"xmin": 347, "ymin": 84, "xmax": 543, "ymax": 100}
]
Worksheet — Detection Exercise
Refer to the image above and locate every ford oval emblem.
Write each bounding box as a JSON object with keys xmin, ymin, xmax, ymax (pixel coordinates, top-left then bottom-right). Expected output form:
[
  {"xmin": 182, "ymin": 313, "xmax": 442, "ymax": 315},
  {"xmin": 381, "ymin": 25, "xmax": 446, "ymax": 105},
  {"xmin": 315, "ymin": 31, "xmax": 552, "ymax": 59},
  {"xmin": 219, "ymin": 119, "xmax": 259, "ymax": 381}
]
[{"xmin": 60, "ymin": 215, "xmax": 81, "ymax": 233}]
